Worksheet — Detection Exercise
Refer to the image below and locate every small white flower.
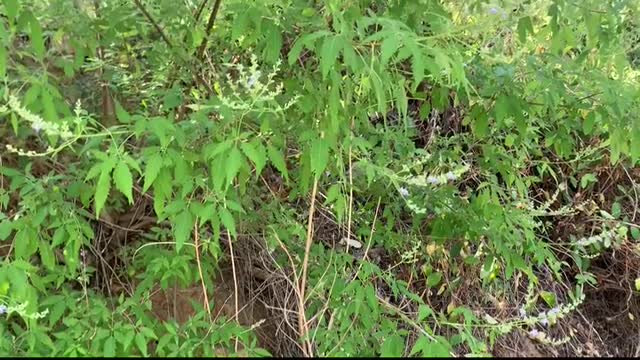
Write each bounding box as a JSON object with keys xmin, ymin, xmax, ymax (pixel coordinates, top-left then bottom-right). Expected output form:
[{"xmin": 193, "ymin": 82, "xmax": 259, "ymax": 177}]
[
  {"xmin": 426, "ymin": 176, "xmax": 440, "ymax": 185},
  {"xmin": 445, "ymin": 172, "xmax": 457, "ymax": 181},
  {"xmin": 247, "ymin": 71, "xmax": 261, "ymax": 88},
  {"xmin": 539, "ymin": 317, "xmax": 548, "ymax": 326},
  {"xmin": 528, "ymin": 328, "xmax": 539, "ymax": 338},
  {"xmin": 547, "ymin": 307, "xmax": 560, "ymax": 317},
  {"xmin": 519, "ymin": 307, "xmax": 527, "ymax": 319},
  {"xmin": 399, "ymin": 187, "xmax": 409, "ymax": 198},
  {"xmin": 31, "ymin": 121, "xmax": 44, "ymax": 134},
  {"xmin": 488, "ymin": 7, "xmax": 499, "ymax": 15}
]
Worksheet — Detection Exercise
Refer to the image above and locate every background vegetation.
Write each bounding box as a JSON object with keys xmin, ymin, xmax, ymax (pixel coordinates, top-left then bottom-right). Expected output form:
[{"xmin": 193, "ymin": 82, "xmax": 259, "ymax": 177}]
[{"xmin": 1, "ymin": 0, "xmax": 639, "ymax": 356}]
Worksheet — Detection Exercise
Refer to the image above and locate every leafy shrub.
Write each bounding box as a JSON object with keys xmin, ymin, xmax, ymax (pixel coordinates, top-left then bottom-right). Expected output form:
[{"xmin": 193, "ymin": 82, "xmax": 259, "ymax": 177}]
[{"xmin": 1, "ymin": 0, "xmax": 639, "ymax": 357}]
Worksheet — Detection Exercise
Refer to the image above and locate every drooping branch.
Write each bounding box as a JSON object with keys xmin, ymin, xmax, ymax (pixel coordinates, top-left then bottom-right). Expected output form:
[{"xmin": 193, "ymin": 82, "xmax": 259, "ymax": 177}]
[
  {"xmin": 131, "ymin": 0, "xmax": 174, "ymax": 49},
  {"xmin": 193, "ymin": 0, "xmax": 210, "ymax": 22},
  {"xmin": 196, "ymin": 0, "xmax": 223, "ymax": 60}
]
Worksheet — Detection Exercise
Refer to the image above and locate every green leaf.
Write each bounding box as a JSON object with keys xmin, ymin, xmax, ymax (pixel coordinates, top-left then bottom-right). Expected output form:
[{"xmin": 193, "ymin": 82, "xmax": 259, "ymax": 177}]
[
  {"xmin": 410, "ymin": 336, "xmax": 451, "ymax": 357},
  {"xmin": 580, "ymin": 173, "xmax": 597, "ymax": 189},
  {"xmin": 113, "ymin": 161, "xmax": 134, "ymax": 204},
  {"xmin": 583, "ymin": 112, "xmax": 596, "ymax": 135},
  {"xmin": 173, "ymin": 210, "xmax": 193, "ymax": 253},
  {"xmin": 320, "ymin": 35, "xmax": 343, "ymax": 80},
  {"xmin": 0, "ymin": 219, "xmax": 12, "ymax": 240},
  {"xmin": 122, "ymin": 329, "xmax": 135, "ymax": 352},
  {"xmin": 635, "ymin": 278, "xmax": 640, "ymax": 292},
  {"xmin": 417, "ymin": 305, "xmax": 433, "ymax": 321},
  {"xmin": 380, "ymin": 36, "xmax": 401, "ymax": 66},
  {"xmin": 631, "ymin": 227, "xmax": 639, "ymax": 240},
  {"xmin": 104, "ymin": 336, "xmax": 116, "ymax": 357},
  {"xmin": 263, "ymin": 22, "xmax": 282, "ymax": 64},
  {"xmin": 14, "ymin": 228, "xmax": 37, "ymax": 259},
  {"xmin": 3, "ymin": 0, "xmax": 19, "ymax": 21},
  {"xmin": 288, "ymin": 31, "xmax": 327, "ymax": 65},
  {"xmin": 0, "ymin": 45, "xmax": 6, "ymax": 79},
  {"xmin": 611, "ymin": 202, "xmax": 621, "ymax": 219},
  {"xmin": 406, "ymin": 42, "xmax": 424, "ymax": 89},
  {"xmin": 241, "ymin": 141, "xmax": 267, "ymax": 177},
  {"xmin": 219, "ymin": 207, "xmax": 236, "ymax": 238},
  {"xmin": 517, "ymin": 16, "xmax": 534, "ymax": 43},
  {"xmin": 426, "ymin": 272, "xmax": 442, "ymax": 288},
  {"xmin": 135, "ymin": 332, "xmax": 148, "ymax": 357},
  {"xmin": 140, "ymin": 327, "xmax": 157, "ymax": 340},
  {"xmin": 301, "ymin": 7, "xmax": 316, "ymax": 17},
  {"xmin": 29, "ymin": 16, "xmax": 45, "ymax": 61},
  {"xmin": 267, "ymin": 145, "xmax": 288, "ymax": 180},
  {"xmin": 381, "ymin": 335, "xmax": 404, "ymax": 357},
  {"xmin": 143, "ymin": 153, "xmax": 163, "ymax": 192},
  {"xmin": 115, "ymin": 100, "xmax": 131, "ymax": 123},
  {"xmin": 39, "ymin": 240, "xmax": 56, "ymax": 270},
  {"xmin": 540, "ymin": 291, "xmax": 557, "ymax": 307},
  {"xmin": 494, "ymin": 95, "xmax": 509, "ymax": 126},
  {"xmin": 95, "ymin": 167, "xmax": 112, "ymax": 218},
  {"xmin": 225, "ymin": 147, "xmax": 244, "ymax": 186},
  {"xmin": 310, "ymin": 138, "xmax": 329, "ymax": 178}
]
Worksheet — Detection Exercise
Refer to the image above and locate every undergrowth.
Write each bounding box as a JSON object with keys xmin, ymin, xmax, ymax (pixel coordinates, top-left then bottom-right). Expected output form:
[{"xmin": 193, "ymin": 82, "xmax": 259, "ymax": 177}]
[{"xmin": 1, "ymin": 0, "xmax": 639, "ymax": 357}]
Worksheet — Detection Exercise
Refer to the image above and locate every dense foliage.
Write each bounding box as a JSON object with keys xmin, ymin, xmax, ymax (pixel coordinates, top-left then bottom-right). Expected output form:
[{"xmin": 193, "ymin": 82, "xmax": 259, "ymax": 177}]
[{"xmin": 1, "ymin": 0, "xmax": 639, "ymax": 357}]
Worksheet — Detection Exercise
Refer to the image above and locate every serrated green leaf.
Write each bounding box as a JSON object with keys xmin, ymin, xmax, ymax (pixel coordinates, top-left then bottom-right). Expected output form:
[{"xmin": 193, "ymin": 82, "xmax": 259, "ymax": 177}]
[
  {"xmin": 611, "ymin": 202, "xmax": 621, "ymax": 219},
  {"xmin": 94, "ymin": 167, "xmax": 112, "ymax": 218},
  {"xmin": 0, "ymin": 46, "xmax": 6, "ymax": 78},
  {"xmin": 3, "ymin": 0, "xmax": 19, "ymax": 21},
  {"xmin": 140, "ymin": 327, "xmax": 157, "ymax": 340},
  {"xmin": 580, "ymin": 173, "xmax": 597, "ymax": 189},
  {"xmin": 426, "ymin": 272, "xmax": 442, "ymax": 288},
  {"xmin": 0, "ymin": 219, "xmax": 12, "ymax": 240},
  {"xmin": 39, "ymin": 240, "xmax": 55, "ymax": 270},
  {"xmin": 381, "ymin": 335, "xmax": 404, "ymax": 357},
  {"xmin": 263, "ymin": 22, "xmax": 282, "ymax": 64},
  {"xmin": 143, "ymin": 153, "xmax": 163, "ymax": 192},
  {"xmin": 114, "ymin": 99, "xmax": 131, "ymax": 123},
  {"xmin": 417, "ymin": 305, "xmax": 432, "ymax": 322},
  {"xmin": 29, "ymin": 16, "xmax": 45, "ymax": 61},
  {"xmin": 582, "ymin": 111, "xmax": 597, "ymax": 135},
  {"xmin": 320, "ymin": 35, "xmax": 343, "ymax": 80},
  {"xmin": 85, "ymin": 163, "xmax": 104, "ymax": 181},
  {"xmin": 219, "ymin": 207, "xmax": 236, "ymax": 238},
  {"xmin": 301, "ymin": 7, "xmax": 315, "ymax": 17},
  {"xmin": 241, "ymin": 141, "xmax": 267, "ymax": 177},
  {"xmin": 540, "ymin": 291, "xmax": 556, "ymax": 307},
  {"xmin": 310, "ymin": 138, "xmax": 329, "ymax": 178},
  {"xmin": 494, "ymin": 95, "xmax": 509, "ymax": 126},
  {"xmin": 122, "ymin": 329, "xmax": 135, "ymax": 352},
  {"xmin": 380, "ymin": 36, "xmax": 401, "ymax": 66},
  {"xmin": 135, "ymin": 332, "xmax": 148, "ymax": 357},
  {"xmin": 517, "ymin": 16, "xmax": 534, "ymax": 43},
  {"xmin": 113, "ymin": 161, "xmax": 134, "ymax": 204},
  {"xmin": 288, "ymin": 31, "xmax": 327, "ymax": 65},
  {"xmin": 226, "ymin": 147, "xmax": 244, "ymax": 186},
  {"xmin": 406, "ymin": 42, "xmax": 424, "ymax": 89},
  {"xmin": 173, "ymin": 210, "xmax": 193, "ymax": 253},
  {"xmin": 104, "ymin": 336, "xmax": 116, "ymax": 357},
  {"xmin": 410, "ymin": 335, "xmax": 451, "ymax": 357},
  {"xmin": 267, "ymin": 145, "xmax": 288, "ymax": 180}
]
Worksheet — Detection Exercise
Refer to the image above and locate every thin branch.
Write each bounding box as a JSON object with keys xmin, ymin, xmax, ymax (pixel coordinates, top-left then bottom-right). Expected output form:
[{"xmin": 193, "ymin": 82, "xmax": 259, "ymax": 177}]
[
  {"xmin": 227, "ymin": 229, "xmax": 240, "ymax": 352},
  {"xmin": 299, "ymin": 178, "xmax": 318, "ymax": 357},
  {"xmin": 131, "ymin": 0, "xmax": 174, "ymax": 49},
  {"xmin": 196, "ymin": 0, "xmax": 223, "ymax": 60},
  {"xmin": 194, "ymin": 219, "xmax": 212, "ymax": 320},
  {"xmin": 193, "ymin": 0, "xmax": 210, "ymax": 22}
]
